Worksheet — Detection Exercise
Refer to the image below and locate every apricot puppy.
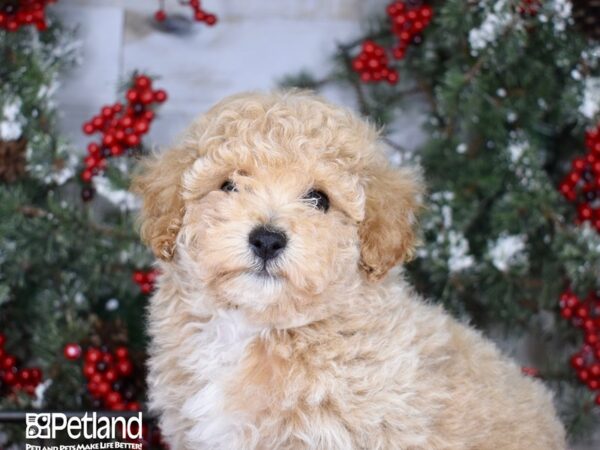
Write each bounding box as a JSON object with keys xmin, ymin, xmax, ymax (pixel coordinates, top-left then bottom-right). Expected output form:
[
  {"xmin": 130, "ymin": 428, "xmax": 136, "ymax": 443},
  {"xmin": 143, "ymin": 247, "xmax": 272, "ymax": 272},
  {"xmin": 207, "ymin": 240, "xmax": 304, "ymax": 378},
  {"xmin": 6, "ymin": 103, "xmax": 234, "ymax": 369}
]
[{"xmin": 133, "ymin": 91, "xmax": 566, "ymax": 450}]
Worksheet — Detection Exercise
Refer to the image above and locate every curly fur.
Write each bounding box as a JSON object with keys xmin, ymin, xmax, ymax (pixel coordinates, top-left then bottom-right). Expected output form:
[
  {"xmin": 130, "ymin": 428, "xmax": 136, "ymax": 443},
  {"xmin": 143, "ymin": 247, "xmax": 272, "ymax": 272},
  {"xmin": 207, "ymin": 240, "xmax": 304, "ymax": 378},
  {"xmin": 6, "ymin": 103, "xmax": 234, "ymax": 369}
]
[{"xmin": 132, "ymin": 91, "xmax": 566, "ymax": 450}]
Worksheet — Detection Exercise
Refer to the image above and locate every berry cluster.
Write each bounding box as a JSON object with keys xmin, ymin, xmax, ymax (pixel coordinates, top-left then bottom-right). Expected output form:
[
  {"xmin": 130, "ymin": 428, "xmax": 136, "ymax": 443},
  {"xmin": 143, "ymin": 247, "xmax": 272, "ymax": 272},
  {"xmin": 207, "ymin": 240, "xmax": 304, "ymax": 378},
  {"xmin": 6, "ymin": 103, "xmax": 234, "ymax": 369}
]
[
  {"xmin": 0, "ymin": 0, "xmax": 56, "ymax": 32},
  {"xmin": 0, "ymin": 333, "xmax": 43, "ymax": 397},
  {"xmin": 133, "ymin": 269, "xmax": 159, "ymax": 295},
  {"xmin": 352, "ymin": 41, "xmax": 399, "ymax": 84},
  {"xmin": 559, "ymin": 125, "xmax": 600, "ymax": 233},
  {"xmin": 155, "ymin": 0, "xmax": 217, "ymax": 26},
  {"xmin": 559, "ymin": 289, "xmax": 600, "ymax": 405},
  {"xmin": 386, "ymin": 1, "xmax": 433, "ymax": 60},
  {"xmin": 516, "ymin": 0, "xmax": 541, "ymax": 17},
  {"xmin": 352, "ymin": 2, "xmax": 434, "ymax": 84},
  {"xmin": 80, "ymin": 74, "xmax": 167, "ymax": 202},
  {"xmin": 80, "ymin": 345, "xmax": 140, "ymax": 411}
]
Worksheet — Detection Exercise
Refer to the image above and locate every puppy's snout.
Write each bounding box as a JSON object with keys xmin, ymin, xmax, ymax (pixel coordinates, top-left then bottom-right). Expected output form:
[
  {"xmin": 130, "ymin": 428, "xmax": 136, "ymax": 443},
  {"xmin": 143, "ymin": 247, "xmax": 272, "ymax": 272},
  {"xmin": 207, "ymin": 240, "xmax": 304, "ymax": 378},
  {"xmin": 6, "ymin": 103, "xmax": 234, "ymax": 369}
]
[{"xmin": 249, "ymin": 226, "xmax": 287, "ymax": 261}]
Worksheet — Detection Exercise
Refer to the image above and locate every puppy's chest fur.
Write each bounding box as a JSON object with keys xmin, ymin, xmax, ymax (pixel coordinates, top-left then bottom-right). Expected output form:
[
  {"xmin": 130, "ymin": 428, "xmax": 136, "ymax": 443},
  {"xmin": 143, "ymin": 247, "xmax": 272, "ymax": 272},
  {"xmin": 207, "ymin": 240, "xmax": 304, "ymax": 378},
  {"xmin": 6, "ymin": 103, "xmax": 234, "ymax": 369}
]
[{"xmin": 179, "ymin": 309, "xmax": 270, "ymax": 446}]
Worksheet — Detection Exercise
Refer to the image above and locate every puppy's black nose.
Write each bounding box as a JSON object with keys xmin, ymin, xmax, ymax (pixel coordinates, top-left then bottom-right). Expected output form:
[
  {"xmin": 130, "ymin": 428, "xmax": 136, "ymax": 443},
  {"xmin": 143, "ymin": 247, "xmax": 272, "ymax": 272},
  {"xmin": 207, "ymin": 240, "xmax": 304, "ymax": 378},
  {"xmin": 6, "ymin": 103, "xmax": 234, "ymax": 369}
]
[{"xmin": 249, "ymin": 226, "xmax": 287, "ymax": 261}]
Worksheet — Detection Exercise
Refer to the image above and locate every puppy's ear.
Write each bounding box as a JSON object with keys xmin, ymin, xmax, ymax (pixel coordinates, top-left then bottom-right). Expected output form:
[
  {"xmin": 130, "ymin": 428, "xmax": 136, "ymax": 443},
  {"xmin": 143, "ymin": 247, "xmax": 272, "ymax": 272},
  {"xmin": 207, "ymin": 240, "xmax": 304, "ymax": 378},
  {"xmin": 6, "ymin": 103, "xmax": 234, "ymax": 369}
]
[
  {"xmin": 131, "ymin": 147, "xmax": 195, "ymax": 261},
  {"xmin": 358, "ymin": 164, "xmax": 423, "ymax": 281}
]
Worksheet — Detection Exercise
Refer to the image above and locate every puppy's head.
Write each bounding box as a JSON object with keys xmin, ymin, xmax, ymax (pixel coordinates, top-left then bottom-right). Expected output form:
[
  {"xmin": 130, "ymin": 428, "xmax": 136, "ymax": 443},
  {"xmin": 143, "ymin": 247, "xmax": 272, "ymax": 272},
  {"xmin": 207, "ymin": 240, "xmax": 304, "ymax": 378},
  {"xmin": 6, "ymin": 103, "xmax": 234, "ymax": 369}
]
[{"xmin": 132, "ymin": 91, "xmax": 422, "ymax": 327}]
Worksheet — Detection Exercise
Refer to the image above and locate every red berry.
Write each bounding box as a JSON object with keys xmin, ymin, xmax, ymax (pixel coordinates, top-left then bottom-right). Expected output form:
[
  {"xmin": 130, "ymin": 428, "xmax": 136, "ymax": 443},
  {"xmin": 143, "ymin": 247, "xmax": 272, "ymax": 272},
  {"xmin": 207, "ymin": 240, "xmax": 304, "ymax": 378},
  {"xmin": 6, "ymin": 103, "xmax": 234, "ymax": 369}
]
[
  {"xmin": 106, "ymin": 390, "xmax": 123, "ymax": 406},
  {"xmin": 121, "ymin": 116, "xmax": 133, "ymax": 128},
  {"xmin": 133, "ymin": 271, "xmax": 146, "ymax": 284},
  {"xmin": 83, "ymin": 122, "xmax": 95, "ymax": 134},
  {"xmin": 140, "ymin": 89, "xmax": 154, "ymax": 105},
  {"xmin": 19, "ymin": 369, "xmax": 31, "ymax": 384},
  {"xmin": 126, "ymin": 89, "xmax": 139, "ymax": 103},
  {"xmin": 155, "ymin": 10, "xmax": 167, "ymax": 22},
  {"xmin": 584, "ymin": 319, "xmax": 596, "ymax": 331},
  {"xmin": 154, "ymin": 89, "xmax": 168, "ymax": 103},
  {"xmin": 2, "ymin": 355, "xmax": 17, "ymax": 369},
  {"xmin": 3, "ymin": 371, "xmax": 17, "ymax": 385},
  {"xmin": 140, "ymin": 283, "xmax": 153, "ymax": 295},
  {"xmin": 568, "ymin": 170, "xmax": 581, "ymax": 184},
  {"xmin": 30, "ymin": 368, "xmax": 42, "ymax": 384},
  {"xmin": 587, "ymin": 334, "xmax": 599, "ymax": 346},
  {"xmin": 0, "ymin": 334, "xmax": 5, "ymax": 347},
  {"xmin": 115, "ymin": 346, "xmax": 130, "ymax": 360},
  {"xmin": 81, "ymin": 169, "xmax": 94, "ymax": 183},
  {"xmin": 84, "ymin": 156, "xmax": 98, "ymax": 168},
  {"xmin": 64, "ymin": 343, "xmax": 82, "ymax": 360},
  {"xmin": 573, "ymin": 158, "xmax": 587, "ymax": 171},
  {"xmin": 576, "ymin": 305, "xmax": 589, "ymax": 319},
  {"xmin": 578, "ymin": 204, "xmax": 593, "ymax": 221},
  {"xmin": 103, "ymin": 133, "xmax": 116, "ymax": 147},
  {"xmin": 102, "ymin": 352, "xmax": 114, "ymax": 365},
  {"xmin": 90, "ymin": 373, "xmax": 103, "ymax": 385},
  {"xmin": 87, "ymin": 143, "xmax": 100, "ymax": 155},
  {"xmin": 571, "ymin": 354, "xmax": 585, "ymax": 369},
  {"xmin": 127, "ymin": 402, "xmax": 141, "ymax": 411},
  {"xmin": 114, "ymin": 129, "xmax": 126, "ymax": 142},
  {"xmin": 86, "ymin": 348, "xmax": 102, "ymax": 364},
  {"xmin": 205, "ymin": 14, "xmax": 217, "ymax": 26},
  {"xmin": 126, "ymin": 134, "xmax": 140, "ymax": 147},
  {"xmin": 387, "ymin": 71, "xmax": 399, "ymax": 84},
  {"xmin": 560, "ymin": 307, "xmax": 573, "ymax": 319},
  {"xmin": 147, "ymin": 270, "xmax": 159, "ymax": 283},
  {"xmin": 87, "ymin": 381, "xmax": 101, "ymax": 398},
  {"xmin": 105, "ymin": 369, "xmax": 117, "ymax": 383},
  {"xmin": 92, "ymin": 116, "xmax": 105, "ymax": 129},
  {"xmin": 352, "ymin": 59, "xmax": 365, "ymax": 71},
  {"xmin": 135, "ymin": 75, "xmax": 152, "ymax": 89},
  {"xmin": 134, "ymin": 120, "xmax": 149, "ymax": 135},
  {"xmin": 117, "ymin": 360, "xmax": 133, "ymax": 376},
  {"xmin": 393, "ymin": 47, "xmax": 406, "ymax": 59},
  {"xmin": 112, "ymin": 402, "xmax": 126, "ymax": 411},
  {"xmin": 83, "ymin": 363, "xmax": 96, "ymax": 379},
  {"xmin": 98, "ymin": 381, "xmax": 111, "ymax": 397}
]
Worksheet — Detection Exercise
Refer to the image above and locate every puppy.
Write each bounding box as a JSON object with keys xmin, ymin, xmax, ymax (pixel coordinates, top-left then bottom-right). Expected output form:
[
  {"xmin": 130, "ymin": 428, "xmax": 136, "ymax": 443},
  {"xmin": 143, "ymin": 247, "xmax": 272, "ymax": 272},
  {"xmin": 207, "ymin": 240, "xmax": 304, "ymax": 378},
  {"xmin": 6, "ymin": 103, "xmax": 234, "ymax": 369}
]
[{"xmin": 132, "ymin": 91, "xmax": 566, "ymax": 450}]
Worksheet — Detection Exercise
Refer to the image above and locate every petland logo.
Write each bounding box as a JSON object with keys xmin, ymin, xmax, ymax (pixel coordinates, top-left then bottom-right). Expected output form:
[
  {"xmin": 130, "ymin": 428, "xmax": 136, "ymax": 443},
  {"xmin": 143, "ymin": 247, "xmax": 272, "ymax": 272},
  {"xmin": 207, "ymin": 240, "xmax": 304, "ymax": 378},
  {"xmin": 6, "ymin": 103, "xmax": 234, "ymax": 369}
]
[{"xmin": 25, "ymin": 412, "xmax": 142, "ymax": 449}]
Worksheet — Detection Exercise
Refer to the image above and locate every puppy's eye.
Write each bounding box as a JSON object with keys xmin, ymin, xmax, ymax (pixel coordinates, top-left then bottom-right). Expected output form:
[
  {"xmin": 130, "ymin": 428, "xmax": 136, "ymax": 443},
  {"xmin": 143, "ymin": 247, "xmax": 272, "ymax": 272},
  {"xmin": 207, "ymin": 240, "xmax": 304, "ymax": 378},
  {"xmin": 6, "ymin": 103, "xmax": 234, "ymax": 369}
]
[
  {"xmin": 303, "ymin": 189, "xmax": 329, "ymax": 212},
  {"xmin": 220, "ymin": 180, "xmax": 237, "ymax": 193}
]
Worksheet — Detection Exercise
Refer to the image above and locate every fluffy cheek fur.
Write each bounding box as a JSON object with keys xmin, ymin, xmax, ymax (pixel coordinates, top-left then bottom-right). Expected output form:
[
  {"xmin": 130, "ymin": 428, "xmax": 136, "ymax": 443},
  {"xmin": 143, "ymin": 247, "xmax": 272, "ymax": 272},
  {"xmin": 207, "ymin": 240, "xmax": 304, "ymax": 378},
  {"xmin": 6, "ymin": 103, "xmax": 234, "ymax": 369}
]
[{"xmin": 175, "ymin": 186, "xmax": 361, "ymax": 328}]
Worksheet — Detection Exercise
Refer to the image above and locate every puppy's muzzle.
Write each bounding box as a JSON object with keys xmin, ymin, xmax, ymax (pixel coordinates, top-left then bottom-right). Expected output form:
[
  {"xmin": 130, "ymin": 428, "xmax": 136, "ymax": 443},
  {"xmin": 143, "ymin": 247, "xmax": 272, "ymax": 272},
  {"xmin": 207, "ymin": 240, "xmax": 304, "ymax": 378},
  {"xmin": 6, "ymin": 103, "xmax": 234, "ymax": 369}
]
[{"xmin": 249, "ymin": 225, "xmax": 287, "ymax": 262}]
